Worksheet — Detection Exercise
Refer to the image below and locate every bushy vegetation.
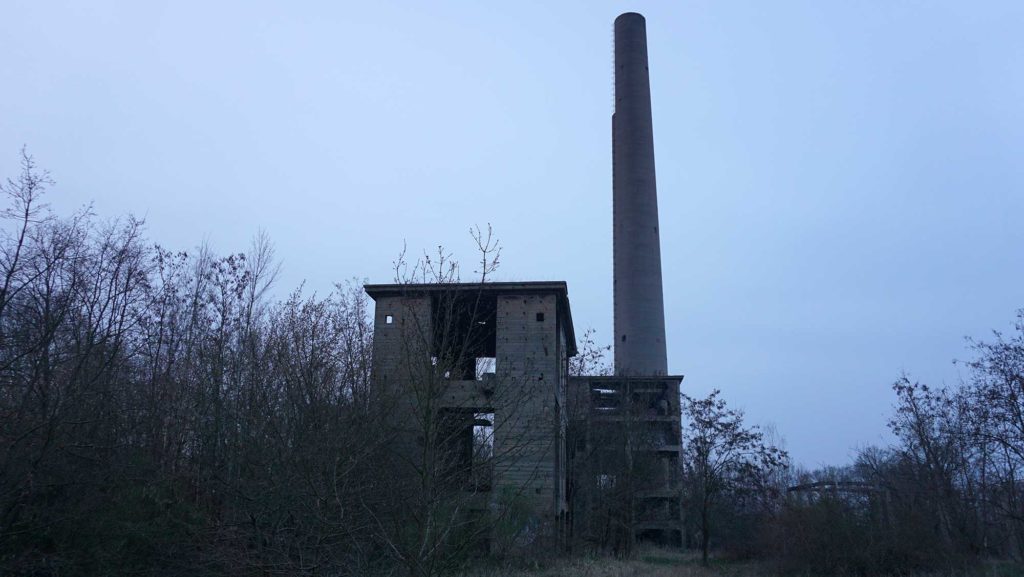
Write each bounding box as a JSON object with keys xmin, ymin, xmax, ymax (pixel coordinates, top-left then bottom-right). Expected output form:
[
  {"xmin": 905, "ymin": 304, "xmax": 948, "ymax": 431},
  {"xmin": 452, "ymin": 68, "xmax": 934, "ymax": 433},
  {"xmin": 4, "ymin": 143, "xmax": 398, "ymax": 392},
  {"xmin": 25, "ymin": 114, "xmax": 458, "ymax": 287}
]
[
  {"xmin": 681, "ymin": 326, "xmax": 1024, "ymax": 575},
  {"xmin": 0, "ymin": 151, "xmax": 515, "ymax": 576},
  {"xmin": 4, "ymin": 151, "xmax": 1024, "ymax": 576}
]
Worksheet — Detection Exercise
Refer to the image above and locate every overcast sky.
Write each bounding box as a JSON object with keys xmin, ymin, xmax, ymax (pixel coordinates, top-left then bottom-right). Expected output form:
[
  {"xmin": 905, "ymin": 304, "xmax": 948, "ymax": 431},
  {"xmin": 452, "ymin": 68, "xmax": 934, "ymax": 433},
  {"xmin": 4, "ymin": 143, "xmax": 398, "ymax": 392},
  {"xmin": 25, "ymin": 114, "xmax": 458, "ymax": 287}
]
[{"xmin": 2, "ymin": 1, "xmax": 1023, "ymax": 468}]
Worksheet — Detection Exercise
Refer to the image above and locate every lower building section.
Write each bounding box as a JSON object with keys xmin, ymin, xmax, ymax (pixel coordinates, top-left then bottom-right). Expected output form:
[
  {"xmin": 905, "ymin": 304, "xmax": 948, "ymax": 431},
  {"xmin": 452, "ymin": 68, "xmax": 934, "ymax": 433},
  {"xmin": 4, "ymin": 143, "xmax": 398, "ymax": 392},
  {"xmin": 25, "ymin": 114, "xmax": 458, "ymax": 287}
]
[{"xmin": 567, "ymin": 375, "xmax": 684, "ymax": 548}]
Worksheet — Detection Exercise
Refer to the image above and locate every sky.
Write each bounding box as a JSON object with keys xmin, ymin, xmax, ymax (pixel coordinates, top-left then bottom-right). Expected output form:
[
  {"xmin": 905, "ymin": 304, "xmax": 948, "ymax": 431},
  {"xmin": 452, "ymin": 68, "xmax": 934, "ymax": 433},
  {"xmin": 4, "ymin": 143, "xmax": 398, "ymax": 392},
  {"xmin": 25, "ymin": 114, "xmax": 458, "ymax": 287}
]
[{"xmin": 2, "ymin": 1, "xmax": 1023, "ymax": 468}]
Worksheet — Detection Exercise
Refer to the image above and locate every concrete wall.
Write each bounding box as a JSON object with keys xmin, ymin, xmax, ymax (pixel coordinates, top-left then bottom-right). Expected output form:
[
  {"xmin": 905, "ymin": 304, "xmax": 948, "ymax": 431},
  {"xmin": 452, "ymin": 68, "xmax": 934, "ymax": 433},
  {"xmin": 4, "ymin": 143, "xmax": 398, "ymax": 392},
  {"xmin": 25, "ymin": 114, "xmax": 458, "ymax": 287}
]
[
  {"xmin": 371, "ymin": 294, "xmax": 431, "ymax": 392},
  {"xmin": 494, "ymin": 293, "xmax": 567, "ymax": 518},
  {"xmin": 369, "ymin": 287, "xmax": 571, "ymax": 538}
]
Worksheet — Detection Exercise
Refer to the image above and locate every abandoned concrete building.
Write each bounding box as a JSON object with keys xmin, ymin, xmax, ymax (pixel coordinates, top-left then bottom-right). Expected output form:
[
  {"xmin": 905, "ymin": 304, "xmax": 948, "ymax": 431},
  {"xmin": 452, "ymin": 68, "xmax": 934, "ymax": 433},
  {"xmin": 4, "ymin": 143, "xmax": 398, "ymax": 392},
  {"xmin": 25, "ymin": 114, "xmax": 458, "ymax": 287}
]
[{"xmin": 364, "ymin": 13, "xmax": 683, "ymax": 547}]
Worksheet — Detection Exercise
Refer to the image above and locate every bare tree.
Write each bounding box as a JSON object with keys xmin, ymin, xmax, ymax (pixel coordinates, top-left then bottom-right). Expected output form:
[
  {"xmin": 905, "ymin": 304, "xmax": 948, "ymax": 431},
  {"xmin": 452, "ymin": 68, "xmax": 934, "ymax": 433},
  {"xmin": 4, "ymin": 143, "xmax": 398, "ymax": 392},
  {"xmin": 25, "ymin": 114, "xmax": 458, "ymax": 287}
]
[
  {"xmin": 568, "ymin": 328, "xmax": 611, "ymax": 379},
  {"xmin": 961, "ymin": 312, "xmax": 1024, "ymax": 555},
  {"xmin": 681, "ymin": 389, "xmax": 788, "ymax": 565},
  {"xmin": 0, "ymin": 151, "xmax": 400, "ymax": 574}
]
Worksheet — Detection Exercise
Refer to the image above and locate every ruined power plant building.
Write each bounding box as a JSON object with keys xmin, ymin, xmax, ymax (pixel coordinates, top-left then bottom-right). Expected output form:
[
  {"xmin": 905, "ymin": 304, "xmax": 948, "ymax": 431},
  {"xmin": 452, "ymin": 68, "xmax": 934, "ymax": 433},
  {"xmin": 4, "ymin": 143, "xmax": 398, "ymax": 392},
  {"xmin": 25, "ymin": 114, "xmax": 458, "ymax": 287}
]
[{"xmin": 365, "ymin": 13, "xmax": 683, "ymax": 548}]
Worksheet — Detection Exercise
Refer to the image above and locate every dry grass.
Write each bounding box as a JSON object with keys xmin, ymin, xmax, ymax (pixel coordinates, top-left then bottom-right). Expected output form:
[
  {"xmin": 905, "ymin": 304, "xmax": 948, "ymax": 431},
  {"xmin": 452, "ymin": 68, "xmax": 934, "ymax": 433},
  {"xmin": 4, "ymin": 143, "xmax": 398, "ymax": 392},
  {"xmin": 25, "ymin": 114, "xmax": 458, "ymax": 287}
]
[
  {"xmin": 456, "ymin": 552, "xmax": 1024, "ymax": 577},
  {"xmin": 456, "ymin": 549, "xmax": 761, "ymax": 577}
]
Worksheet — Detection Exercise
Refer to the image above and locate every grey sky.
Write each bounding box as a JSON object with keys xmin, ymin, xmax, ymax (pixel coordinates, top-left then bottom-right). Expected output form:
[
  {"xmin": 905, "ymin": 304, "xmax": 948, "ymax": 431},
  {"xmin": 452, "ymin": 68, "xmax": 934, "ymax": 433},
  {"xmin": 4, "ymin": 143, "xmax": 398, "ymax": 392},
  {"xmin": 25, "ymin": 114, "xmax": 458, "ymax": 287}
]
[{"xmin": 2, "ymin": 1, "xmax": 1022, "ymax": 467}]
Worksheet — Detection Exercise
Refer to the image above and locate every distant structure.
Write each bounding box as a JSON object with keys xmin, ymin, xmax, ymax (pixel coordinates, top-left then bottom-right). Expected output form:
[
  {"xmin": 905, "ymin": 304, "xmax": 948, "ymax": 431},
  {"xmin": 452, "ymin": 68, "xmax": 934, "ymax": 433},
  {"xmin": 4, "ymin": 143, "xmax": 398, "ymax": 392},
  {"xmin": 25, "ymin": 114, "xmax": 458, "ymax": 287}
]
[{"xmin": 364, "ymin": 12, "xmax": 682, "ymax": 549}]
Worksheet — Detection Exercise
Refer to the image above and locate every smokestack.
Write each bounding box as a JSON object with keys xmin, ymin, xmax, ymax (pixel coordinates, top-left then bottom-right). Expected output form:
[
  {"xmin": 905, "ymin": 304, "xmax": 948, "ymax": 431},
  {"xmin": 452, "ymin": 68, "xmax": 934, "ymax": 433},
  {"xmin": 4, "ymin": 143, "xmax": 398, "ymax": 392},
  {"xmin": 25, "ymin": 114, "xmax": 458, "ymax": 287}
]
[{"xmin": 613, "ymin": 12, "xmax": 668, "ymax": 376}]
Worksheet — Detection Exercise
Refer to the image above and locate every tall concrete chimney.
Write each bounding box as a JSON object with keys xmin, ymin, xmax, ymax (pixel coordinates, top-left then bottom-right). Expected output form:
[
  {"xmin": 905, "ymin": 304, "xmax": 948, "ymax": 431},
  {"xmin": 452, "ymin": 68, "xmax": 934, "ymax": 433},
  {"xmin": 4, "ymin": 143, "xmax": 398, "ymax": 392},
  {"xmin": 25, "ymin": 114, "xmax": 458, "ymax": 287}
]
[{"xmin": 613, "ymin": 12, "xmax": 668, "ymax": 376}]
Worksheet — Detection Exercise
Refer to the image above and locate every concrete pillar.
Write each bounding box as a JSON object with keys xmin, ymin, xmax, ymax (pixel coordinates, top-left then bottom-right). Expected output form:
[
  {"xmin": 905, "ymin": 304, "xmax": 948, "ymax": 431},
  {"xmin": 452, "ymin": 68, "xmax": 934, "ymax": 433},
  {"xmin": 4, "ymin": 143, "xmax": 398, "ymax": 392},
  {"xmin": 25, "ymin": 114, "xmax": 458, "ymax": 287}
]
[{"xmin": 613, "ymin": 12, "xmax": 668, "ymax": 376}]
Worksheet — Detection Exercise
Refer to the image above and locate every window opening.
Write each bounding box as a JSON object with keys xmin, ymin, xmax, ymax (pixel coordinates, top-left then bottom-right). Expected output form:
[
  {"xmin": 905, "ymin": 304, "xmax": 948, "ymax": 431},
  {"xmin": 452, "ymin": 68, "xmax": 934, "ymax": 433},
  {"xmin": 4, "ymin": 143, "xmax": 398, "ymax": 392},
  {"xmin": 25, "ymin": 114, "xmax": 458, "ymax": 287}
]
[
  {"xmin": 471, "ymin": 412, "xmax": 494, "ymax": 491},
  {"xmin": 475, "ymin": 357, "xmax": 496, "ymax": 380}
]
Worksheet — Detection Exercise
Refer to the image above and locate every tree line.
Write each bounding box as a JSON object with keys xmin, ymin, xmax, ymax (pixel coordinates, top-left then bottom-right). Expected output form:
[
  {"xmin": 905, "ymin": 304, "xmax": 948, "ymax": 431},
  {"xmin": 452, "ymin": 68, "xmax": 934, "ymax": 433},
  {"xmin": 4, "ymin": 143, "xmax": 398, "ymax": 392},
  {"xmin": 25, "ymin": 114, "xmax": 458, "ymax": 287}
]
[
  {"xmin": 672, "ymin": 320, "xmax": 1024, "ymax": 573},
  {"xmin": 0, "ymin": 150, "xmax": 405, "ymax": 575},
  {"xmin": 3, "ymin": 150, "xmax": 1023, "ymax": 576},
  {"xmin": 0, "ymin": 151, "xmax": 628, "ymax": 576},
  {"xmin": 763, "ymin": 327, "xmax": 1024, "ymax": 575}
]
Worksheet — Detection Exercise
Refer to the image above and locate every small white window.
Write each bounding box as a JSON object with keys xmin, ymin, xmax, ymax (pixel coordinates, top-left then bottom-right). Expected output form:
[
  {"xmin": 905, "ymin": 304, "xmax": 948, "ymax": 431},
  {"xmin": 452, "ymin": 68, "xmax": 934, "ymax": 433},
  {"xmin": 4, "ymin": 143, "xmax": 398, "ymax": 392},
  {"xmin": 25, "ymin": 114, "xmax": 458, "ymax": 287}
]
[{"xmin": 385, "ymin": 315, "xmax": 394, "ymax": 324}]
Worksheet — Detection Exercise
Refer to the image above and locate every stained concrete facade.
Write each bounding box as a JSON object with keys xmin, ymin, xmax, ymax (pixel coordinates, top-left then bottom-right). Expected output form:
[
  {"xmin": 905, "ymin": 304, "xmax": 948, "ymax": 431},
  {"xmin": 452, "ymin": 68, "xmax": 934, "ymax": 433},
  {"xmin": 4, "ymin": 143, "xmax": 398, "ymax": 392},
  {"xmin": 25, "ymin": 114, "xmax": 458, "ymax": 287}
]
[
  {"xmin": 365, "ymin": 282, "xmax": 577, "ymax": 535},
  {"xmin": 365, "ymin": 281, "xmax": 684, "ymax": 547}
]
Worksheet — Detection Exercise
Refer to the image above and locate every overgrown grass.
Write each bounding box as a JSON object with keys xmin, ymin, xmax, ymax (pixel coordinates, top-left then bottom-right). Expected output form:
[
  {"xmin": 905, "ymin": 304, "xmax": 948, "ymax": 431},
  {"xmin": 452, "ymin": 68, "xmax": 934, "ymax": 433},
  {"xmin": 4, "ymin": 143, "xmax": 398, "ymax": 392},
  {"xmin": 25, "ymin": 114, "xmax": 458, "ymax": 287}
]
[
  {"xmin": 456, "ymin": 550, "xmax": 1024, "ymax": 577},
  {"xmin": 979, "ymin": 560, "xmax": 1024, "ymax": 577},
  {"xmin": 456, "ymin": 549, "xmax": 759, "ymax": 577}
]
